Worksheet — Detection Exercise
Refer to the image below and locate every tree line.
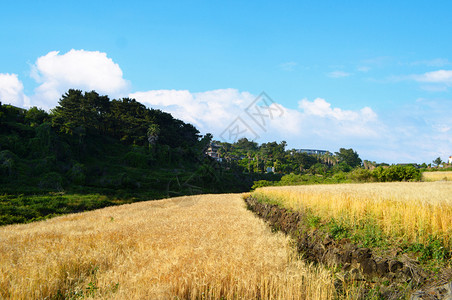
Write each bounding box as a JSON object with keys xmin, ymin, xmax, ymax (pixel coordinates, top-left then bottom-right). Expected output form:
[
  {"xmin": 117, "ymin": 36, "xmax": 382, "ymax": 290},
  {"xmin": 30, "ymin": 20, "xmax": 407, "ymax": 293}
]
[{"xmin": 213, "ymin": 138, "xmax": 362, "ymax": 175}]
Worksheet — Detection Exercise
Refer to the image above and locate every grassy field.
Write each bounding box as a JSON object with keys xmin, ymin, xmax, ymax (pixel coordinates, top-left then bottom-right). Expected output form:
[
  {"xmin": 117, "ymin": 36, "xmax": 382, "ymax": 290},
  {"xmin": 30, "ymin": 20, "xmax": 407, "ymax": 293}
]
[
  {"xmin": 0, "ymin": 194, "xmax": 339, "ymax": 300},
  {"xmin": 0, "ymin": 193, "xmax": 136, "ymax": 226},
  {"xmin": 252, "ymin": 182, "xmax": 452, "ymax": 262},
  {"xmin": 422, "ymin": 171, "xmax": 452, "ymax": 181}
]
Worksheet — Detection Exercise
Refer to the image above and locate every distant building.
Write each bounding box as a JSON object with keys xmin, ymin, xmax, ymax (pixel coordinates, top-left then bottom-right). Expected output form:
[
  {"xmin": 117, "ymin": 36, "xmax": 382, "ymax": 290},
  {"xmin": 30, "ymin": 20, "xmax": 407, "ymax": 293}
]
[
  {"xmin": 294, "ymin": 149, "xmax": 329, "ymax": 155},
  {"xmin": 205, "ymin": 143, "xmax": 223, "ymax": 162}
]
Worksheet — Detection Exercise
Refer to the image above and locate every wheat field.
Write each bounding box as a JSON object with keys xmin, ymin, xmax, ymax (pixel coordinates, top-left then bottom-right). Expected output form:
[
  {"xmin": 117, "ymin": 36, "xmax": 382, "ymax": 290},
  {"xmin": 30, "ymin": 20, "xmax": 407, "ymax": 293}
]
[
  {"xmin": 0, "ymin": 194, "xmax": 337, "ymax": 300},
  {"xmin": 253, "ymin": 182, "xmax": 452, "ymax": 245},
  {"xmin": 422, "ymin": 171, "xmax": 452, "ymax": 181}
]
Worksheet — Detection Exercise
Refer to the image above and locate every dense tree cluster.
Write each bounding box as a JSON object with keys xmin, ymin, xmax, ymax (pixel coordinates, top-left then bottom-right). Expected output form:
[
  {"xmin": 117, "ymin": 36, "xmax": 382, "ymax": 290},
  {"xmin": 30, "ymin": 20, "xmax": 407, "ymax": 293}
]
[
  {"xmin": 51, "ymin": 89, "xmax": 200, "ymax": 147},
  {"xmin": 214, "ymin": 138, "xmax": 359, "ymax": 175},
  {"xmin": 0, "ymin": 90, "xmax": 212, "ymax": 197}
]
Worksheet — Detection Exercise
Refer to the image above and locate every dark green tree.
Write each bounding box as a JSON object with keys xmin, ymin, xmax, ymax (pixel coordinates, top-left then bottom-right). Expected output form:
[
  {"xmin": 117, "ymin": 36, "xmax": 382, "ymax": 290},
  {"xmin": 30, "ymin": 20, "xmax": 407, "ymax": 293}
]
[
  {"xmin": 25, "ymin": 107, "xmax": 49, "ymax": 127},
  {"xmin": 433, "ymin": 157, "xmax": 443, "ymax": 167},
  {"xmin": 335, "ymin": 148, "xmax": 362, "ymax": 168},
  {"xmin": 234, "ymin": 138, "xmax": 258, "ymax": 151},
  {"xmin": 51, "ymin": 89, "xmax": 108, "ymax": 135}
]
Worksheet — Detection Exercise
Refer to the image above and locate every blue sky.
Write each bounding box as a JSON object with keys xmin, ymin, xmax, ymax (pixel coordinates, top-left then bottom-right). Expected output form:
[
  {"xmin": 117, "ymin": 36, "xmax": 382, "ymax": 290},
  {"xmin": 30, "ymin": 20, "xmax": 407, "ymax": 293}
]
[{"xmin": 1, "ymin": 1, "xmax": 452, "ymax": 163}]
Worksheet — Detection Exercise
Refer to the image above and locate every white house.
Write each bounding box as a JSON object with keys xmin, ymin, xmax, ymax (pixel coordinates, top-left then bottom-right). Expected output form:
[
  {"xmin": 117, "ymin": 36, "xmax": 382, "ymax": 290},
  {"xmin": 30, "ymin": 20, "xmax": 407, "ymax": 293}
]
[
  {"xmin": 294, "ymin": 149, "xmax": 329, "ymax": 155},
  {"xmin": 205, "ymin": 143, "xmax": 223, "ymax": 162}
]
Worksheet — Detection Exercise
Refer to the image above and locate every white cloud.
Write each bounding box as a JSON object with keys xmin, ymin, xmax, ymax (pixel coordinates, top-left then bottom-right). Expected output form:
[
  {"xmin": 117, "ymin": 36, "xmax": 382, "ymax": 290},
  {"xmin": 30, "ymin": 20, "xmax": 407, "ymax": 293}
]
[
  {"xmin": 410, "ymin": 58, "xmax": 451, "ymax": 67},
  {"xmin": 0, "ymin": 73, "xmax": 29, "ymax": 107},
  {"xmin": 419, "ymin": 85, "xmax": 449, "ymax": 92},
  {"xmin": 298, "ymin": 98, "xmax": 376, "ymax": 122},
  {"xmin": 278, "ymin": 61, "xmax": 297, "ymax": 71},
  {"xmin": 262, "ymin": 98, "xmax": 382, "ymax": 159},
  {"xmin": 432, "ymin": 124, "xmax": 451, "ymax": 133},
  {"xmin": 357, "ymin": 66, "xmax": 370, "ymax": 72},
  {"xmin": 30, "ymin": 49, "xmax": 130, "ymax": 109},
  {"xmin": 327, "ymin": 71, "xmax": 350, "ymax": 78},
  {"xmin": 413, "ymin": 70, "xmax": 452, "ymax": 85},
  {"xmin": 130, "ymin": 88, "xmax": 255, "ymax": 134},
  {"xmin": 131, "ymin": 90, "xmax": 382, "ymax": 156}
]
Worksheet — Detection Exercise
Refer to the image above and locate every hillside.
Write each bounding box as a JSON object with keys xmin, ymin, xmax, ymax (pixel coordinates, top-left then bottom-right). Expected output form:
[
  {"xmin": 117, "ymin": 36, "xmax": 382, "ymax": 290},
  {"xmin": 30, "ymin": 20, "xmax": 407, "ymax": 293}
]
[{"xmin": 0, "ymin": 90, "xmax": 276, "ymax": 225}]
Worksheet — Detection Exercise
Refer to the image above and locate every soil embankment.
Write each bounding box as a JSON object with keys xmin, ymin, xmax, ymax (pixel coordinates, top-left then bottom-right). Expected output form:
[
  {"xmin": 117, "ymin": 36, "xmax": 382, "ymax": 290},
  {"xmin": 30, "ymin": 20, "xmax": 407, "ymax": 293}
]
[{"xmin": 245, "ymin": 196, "xmax": 452, "ymax": 299}]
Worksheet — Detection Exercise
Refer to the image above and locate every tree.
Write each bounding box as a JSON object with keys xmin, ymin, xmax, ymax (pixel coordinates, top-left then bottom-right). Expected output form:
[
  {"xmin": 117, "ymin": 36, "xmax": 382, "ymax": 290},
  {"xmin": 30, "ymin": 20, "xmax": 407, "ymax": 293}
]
[
  {"xmin": 147, "ymin": 124, "xmax": 160, "ymax": 145},
  {"xmin": 335, "ymin": 148, "xmax": 362, "ymax": 168},
  {"xmin": 433, "ymin": 157, "xmax": 443, "ymax": 167},
  {"xmin": 25, "ymin": 107, "xmax": 49, "ymax": 127},
  {"xmin": 234, "ymin": 138, "xmax": 258, "ymax": 151},
  {"xmin": 51, "ymin": 89, "xmax": 109, "ymax": 135}
]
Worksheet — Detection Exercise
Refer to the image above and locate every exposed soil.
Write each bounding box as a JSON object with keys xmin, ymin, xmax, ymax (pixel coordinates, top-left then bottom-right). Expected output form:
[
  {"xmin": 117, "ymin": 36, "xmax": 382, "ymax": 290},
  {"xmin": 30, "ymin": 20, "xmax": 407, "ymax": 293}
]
[{"xmin": 245, "ymin": 196, "xmax": 452, "ymax": 299}]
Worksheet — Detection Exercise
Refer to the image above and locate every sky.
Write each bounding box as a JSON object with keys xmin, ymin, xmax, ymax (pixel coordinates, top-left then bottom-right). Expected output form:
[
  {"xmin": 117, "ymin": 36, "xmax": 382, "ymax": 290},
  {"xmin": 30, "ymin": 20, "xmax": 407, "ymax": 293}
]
[{"xmin": 1, "ymin": 0, "xmax": 452, "ymax": 164}]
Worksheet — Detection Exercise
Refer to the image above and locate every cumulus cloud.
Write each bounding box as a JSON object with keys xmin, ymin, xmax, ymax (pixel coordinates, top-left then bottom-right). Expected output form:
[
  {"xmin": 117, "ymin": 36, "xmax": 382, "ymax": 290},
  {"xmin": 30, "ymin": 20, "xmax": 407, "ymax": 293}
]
[
  {"xmin": 130, "ymin": 88, "xmax": 255, "ymax": 134},
  {"xmin": 413, "ymin": 69, "xmax": 452, "ymax": 85},
  {"xmin": 30, "ymin": 49, "xmax": 130, "ymax": 108},
  {"xmin": 0, "ymin": 73, "xmax": 29, "ymax": 107},
  {"xmin": 327, "ymin": 70, "xmax": 351, "ymax": 78},
  {"xmin": 296, "ymin": 98, "xmax": 379, "ymax": 139},
  {"xmin": 130, "ymin": 89, "xmax": 382, "ymax": 155},
  {"xmin": 298, "ymin": 98, "xmax": 376, "ymax": 122}
]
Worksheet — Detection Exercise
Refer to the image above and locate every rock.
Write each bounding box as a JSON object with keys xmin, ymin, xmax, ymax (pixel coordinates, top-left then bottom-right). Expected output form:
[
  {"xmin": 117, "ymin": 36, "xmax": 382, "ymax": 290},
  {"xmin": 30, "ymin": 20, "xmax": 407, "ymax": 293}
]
[
  {"xmin": 389, "ymin": 260, "xmax": 403, "ymax": 273},
  {"xmin": 359, "ymin": 258, "xmax": 377, "ymax": 276},
  {"xmin": 344, "ymin": 268, "xmax": 363, "ymax": 281},
  {"xmin": 410, "ymin": 281, "xmax": 452, "ymax": 300},
  {"xmin": 353, "ymin": 248, "xmax": 372, "ymax": 260},
  {"xmin": 350, "ymin": 248, "xmax": 376, "ymax": 276},
  {"xmin": 376, "ymin": 258, "xmax": 389, "ymax": 276},
  {"xmin": 324, "ymin": 248, "xmax": 342, "ymax": 264}
]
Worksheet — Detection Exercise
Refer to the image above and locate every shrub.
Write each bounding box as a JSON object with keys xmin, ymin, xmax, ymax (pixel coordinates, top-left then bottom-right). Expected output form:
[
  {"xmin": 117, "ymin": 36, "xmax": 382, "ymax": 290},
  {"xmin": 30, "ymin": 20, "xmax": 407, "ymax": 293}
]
[
  {"xmin": 123, "ymin": 151, "xmax": 148, "ymax": 168},
  {"xmin": 331, "ymin": 171, "xmax": 347, "ymax": 182},
  {"xmin": 251, "ymin": 180, "xmax": 273, "ymax": 190},
  {"xmin": 67, "ymin": 163, "xmax": 86, "ymax": 185},
  {"xmin": 280, "ymin": 173, "xmax": 305, "ymax": 185},
  {"xmin": 348, "ymin": 168, "xmax": 373, "ymax": 182},
  {"xmin": 0, "ymin": 150, "xmax": 18, "ymax": 178},
  {"xmin": 39, "ymin": 172, "xmax": 64, "ymax": 190},
  {"xmin": 372, "ymin": 165, "xmax": 421, "ymax": 182}
]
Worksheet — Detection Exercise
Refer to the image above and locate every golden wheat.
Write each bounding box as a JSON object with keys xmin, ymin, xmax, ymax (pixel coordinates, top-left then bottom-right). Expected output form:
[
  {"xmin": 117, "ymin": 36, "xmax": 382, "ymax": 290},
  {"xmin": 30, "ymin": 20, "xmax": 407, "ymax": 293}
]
[
  {"xmin": 0, "ymin": 194, "xmax": 337, "ymax": 300},
  {"xmin": 253, "ymin": 182, "xmax": 452, "ymax": 245},
  {"xmin": 422, "ymin": 171, "xmax": 452, "ymax": 181}
]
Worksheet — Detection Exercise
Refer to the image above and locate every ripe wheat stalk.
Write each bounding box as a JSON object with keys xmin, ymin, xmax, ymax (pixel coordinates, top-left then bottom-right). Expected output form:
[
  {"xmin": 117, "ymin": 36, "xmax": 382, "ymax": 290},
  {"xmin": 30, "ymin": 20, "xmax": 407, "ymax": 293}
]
[
  {"xmin": 0, "ymin": 194, "xmax": 337, "ymax": 299},
  {"xmin": 253, "ymin": 182, "xmax": 452, "ymax": 245}
]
